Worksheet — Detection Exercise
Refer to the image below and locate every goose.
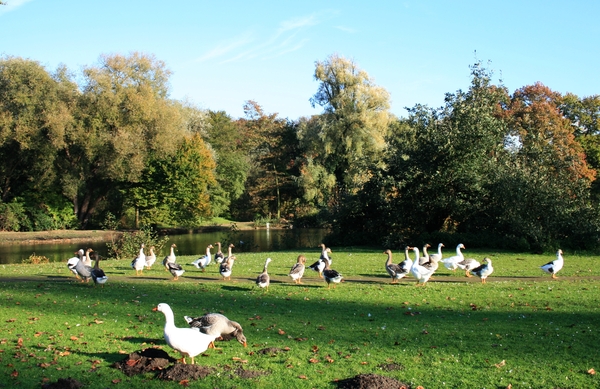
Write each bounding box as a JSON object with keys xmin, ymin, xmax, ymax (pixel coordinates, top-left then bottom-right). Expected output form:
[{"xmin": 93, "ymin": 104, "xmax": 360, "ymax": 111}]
[
  {"xmin": 322, "ymin": 259, "xmax": 343, "ymax": 289},
  {"xmin": 74, "ymin": 248, "xmax": 94, "ymax": 283},
  {"xmin": 131, "ymin": 244, "xmax": 146, "ymax": 276},
  {"xmin": 319, "ymin": 243, "xmax": 332, "ymax": 264},
  {"xmin": 183, "ymin": 312, "xmax": 247, "ymax": 349},
  {"xmin": 419, "ymin": 243, "xmax": 431, "ymax": 265},
  {"xmin": 167, "ymin": 262, "xmax": 185, "ymax": 281},
  {"xmin": 540, "ymin": 249, "xmax": 564, "ymax": 279},
  {"xmin": 214, "ymin": 242, "xmax": 225, "ymax": 264},
  {"xmin": 191, "ymin": 244, "xmax": 214, "ymax": 271},
  {"xmin": 456, "ymin": 258, "xmax": 481, "ymax": 277},
  {"xmin": 442, "ymin": 243, "xmax": 466, "ymax": 271},
  {"xmin": 308, "ymin": 244, "xmax": 332, "ymax": 278},
  {"xmin": 219, "ymin": 255, "xmax": 235, "ymax": 280},
  {"xmin": 83, "ymin": 247, "xmax": 93, "ymax": 267},
  {"xmin": 409, "ymin": 246, "xmax": 439, "ymax": 286},
  {"xmin": 153, "ymin": 303, "xmax": 218, "ymax": 364},
  {"xmin": 145, "ymin": 246, "xmax": 156, "ymax": 269},
  {"xmin": 384, "ymin": 247, "xmax": 412, "ymax": 284},
  {"xmin": 67, "ymin": 249, "xmax": 85, "ymax": 279},
  {"xmin": 429, "ymin": 243, "xmax": 445, "ymax": 262},
  {"xmin": 221, "ymin": 243, "xmax": 235, "ymax": 264},
  {"xmin": 162, "ymin": 244, "xmax": 177, "ymax": 270},
  {"xmin": 91, "ymin": 253, "xmax": 108, "ymax": 286},
  {"xmin": 470, "ymin": 257, "xmax": 494, "ymax": 283},
  {"xmin": 256, "ymin": 257, "xmax": 272, "ymax": 291},
  {"xmin": 288, "ymin": 255, "xmax": 306, "ymax": 284}
]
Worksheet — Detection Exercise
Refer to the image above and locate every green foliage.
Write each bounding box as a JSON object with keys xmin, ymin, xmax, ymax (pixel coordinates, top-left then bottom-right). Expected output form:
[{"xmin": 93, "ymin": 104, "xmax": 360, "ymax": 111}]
[
  {"xmin": 106, "ymin": 225, "xmax": 168, "ymax": 260},
  {"xmin": 0, "ymin": 199, "xmax": 28, "ymax": 231}
]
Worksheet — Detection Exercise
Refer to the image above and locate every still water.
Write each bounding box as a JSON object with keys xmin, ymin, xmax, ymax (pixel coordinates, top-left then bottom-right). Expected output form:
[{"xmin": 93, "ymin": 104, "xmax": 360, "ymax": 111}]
[{"xmin": 0, "ymin": 228, "xmax": 329, "ymax": 264}]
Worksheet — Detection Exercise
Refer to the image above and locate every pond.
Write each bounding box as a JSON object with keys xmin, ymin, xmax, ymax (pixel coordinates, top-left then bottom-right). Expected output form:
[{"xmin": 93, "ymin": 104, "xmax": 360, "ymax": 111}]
[{"xmin": 0, "ymin": 228, "xmax": 329, "ymax": 264}]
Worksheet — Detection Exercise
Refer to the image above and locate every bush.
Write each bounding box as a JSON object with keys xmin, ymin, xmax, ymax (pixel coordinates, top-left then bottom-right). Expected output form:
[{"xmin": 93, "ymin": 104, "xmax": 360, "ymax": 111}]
[{"xmin": 106, "ymin": 226, "xmax": 169, "ymax": 260}]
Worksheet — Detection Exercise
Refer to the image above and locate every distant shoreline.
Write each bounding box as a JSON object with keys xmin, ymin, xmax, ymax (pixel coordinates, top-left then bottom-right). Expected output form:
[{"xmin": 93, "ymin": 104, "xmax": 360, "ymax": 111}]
[{"xmin": 0, "ymin": 222, "xmax": 266, "ymax": 245}]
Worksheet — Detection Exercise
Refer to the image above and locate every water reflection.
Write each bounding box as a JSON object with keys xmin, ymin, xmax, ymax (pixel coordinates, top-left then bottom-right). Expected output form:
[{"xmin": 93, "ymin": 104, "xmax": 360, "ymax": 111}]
[{"xmin": 0, "ymin": 228, "xmax": 329, "ymax": 264}]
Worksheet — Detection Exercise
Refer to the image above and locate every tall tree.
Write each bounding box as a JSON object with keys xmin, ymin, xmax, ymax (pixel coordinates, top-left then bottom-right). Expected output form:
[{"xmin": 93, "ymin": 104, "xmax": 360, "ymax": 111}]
[
  {"xmin": 306, "ymin": 54, "xmax": 392, "ymax": 199},
  {"xmin": 60, "ymin": 52, "xmax": 185, "ymax": 227}
]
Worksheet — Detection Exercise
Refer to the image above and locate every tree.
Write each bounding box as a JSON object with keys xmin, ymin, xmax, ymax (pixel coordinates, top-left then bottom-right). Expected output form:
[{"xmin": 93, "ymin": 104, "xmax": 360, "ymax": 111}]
[
  {"xmin": 234, "ymin": 101, "xmax": 300, "ymax": 220},
  {"xmin": 306, "ymin": 54, "xmax": 392, "ymax": 198},
  {"xmin": 60, "ymin": 52, "xmax": 185, "ymax": 227}
]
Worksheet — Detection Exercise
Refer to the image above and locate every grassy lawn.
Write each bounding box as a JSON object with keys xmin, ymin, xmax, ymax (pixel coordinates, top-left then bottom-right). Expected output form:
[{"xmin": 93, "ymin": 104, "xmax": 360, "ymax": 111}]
[{"xmin": 0, "ymin": 248, "xmax": 599, "ymax": 388}]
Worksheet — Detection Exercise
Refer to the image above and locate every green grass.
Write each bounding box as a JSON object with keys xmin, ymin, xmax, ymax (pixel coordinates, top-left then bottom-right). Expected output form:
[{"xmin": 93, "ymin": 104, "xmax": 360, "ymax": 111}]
[{"xmin": 0, "ymin": 248, "xmax": 599, "ymax": 388}]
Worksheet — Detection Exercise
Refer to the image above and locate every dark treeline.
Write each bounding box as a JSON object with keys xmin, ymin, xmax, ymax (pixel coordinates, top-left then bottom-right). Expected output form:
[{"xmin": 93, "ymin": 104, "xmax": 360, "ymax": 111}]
[{"xmin": 1, "ymin": 52, "xmax": 599, "ymax": 251}]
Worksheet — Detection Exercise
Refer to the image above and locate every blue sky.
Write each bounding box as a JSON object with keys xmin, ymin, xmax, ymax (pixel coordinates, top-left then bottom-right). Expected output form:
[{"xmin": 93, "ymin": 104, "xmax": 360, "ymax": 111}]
[{"xmin": 1, "ymin": 0, "xmax": 599, "ymax": 120}]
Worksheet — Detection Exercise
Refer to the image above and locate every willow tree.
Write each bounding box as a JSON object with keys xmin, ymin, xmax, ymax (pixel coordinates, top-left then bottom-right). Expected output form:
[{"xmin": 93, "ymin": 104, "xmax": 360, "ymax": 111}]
[
  {"xmin": 304, "ymin": 54, "xmax": 392, "ymax": 203},
  {"xmin": 60, "ymin": 52, "xmax": 185, "ymax": 227}
]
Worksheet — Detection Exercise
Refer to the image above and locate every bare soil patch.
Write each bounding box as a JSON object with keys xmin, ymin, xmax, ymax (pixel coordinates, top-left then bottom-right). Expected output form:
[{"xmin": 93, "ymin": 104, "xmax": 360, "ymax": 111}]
[
  {"xmin": 335, "ymin": 373, "xmax": 411, "ymax": 389},
  {"xmin": 156, "ymin": 363, "xmax": 214, "ymax": 381},
  {"xmin": 42, "ymin": 377, "xmax": 84, "ymax": 389},
  {"xmin": 112, "ymin": 348, "xmax": 174, "ymax": 376}
]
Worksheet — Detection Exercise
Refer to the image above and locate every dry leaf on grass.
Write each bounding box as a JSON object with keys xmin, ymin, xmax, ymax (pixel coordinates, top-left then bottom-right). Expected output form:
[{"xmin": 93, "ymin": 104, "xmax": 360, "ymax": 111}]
[
  {"xmin": 495, "ymin": 360, "xmax": 506, "ymax": 368},
  {"xmin": 588, "ymin": 368, "xmax": 596, "ymax": 375}
]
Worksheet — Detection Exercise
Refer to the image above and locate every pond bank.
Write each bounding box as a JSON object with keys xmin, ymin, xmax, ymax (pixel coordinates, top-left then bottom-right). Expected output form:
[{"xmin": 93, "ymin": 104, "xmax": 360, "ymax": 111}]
[{"xmin": 0, "ymin": 222, "xmax": 264, "ymax": 245}]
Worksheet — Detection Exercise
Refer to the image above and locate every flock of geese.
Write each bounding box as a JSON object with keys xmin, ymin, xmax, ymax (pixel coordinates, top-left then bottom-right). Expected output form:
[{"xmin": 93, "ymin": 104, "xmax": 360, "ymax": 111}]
[
  {"xmin": 65, "ymin": 242, "xmax": 566, "ymax": 365},
  {"xmin": 66, "ymin": 242, "xmax": 566, "ymax": 290}
]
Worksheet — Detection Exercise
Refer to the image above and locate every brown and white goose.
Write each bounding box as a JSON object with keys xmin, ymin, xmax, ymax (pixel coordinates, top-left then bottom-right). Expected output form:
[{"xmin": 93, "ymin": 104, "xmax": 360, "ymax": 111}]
[
  {"xmin": 256, "ymin": 257, "xmax": 272, "ymax": 291},
  {"xmin": 288, "ymin": 255, "xmax": 306, "ymax": 284},
  {"xmin": 183, "ymin": 312, "xmax": 247, "ymax": 349}
]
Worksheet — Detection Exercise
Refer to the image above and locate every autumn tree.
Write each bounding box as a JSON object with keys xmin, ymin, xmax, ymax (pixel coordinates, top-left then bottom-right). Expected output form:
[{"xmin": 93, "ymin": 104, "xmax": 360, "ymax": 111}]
[
  {"xmin": 232, "ymin": 101, "xmax": 301, "ymax": 221},
  {"xmin": 60, "ymin": 52, "xmax": 185, "ymax": 227}
]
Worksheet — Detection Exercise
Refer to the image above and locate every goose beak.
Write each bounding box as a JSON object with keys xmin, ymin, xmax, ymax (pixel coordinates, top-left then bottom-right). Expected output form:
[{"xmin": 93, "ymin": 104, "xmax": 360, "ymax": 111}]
[
  {"xmin": 243, "ymin": 341, "xmax": 247, "ymax": 347},
  {"xmin": 152, "ymin": 307, "xmax": 158, "ymax": 312}
]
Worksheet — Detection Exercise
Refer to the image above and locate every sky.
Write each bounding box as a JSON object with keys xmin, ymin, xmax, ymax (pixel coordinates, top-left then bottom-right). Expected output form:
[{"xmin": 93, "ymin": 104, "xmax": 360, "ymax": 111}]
[{"xmin": 1, "ymin": 0, "xmax": 599, "ymax": 120}]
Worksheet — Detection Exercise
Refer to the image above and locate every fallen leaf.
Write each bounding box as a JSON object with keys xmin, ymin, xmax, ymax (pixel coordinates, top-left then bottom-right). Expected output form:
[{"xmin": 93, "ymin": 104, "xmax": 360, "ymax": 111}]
[
  {"xmin": 179, "ymin": 379, "xmax": 190, "ymax": 386},
  {"xmin": 112, "ymin": 379, "xmax": 121, "ymax": 384},
  {"xmin": 17, "ymin": 338, "xmax": 23, "ymax": 347},
  {"xmin": 495, "ymin": 360, "xmax": 506, "ymax": 368},
  {"xmin": 311, "ymin": 345, "xmax": 319, "ymax": 353},
  {"xmin": 94, "ymin": 319, "xmax": 104, "ymax": 324},
  {"xmin": 126, "ymin": 359, "xmax": 138, "ymax": 367},
  {"xmin": 70, "ymin": 336, "xmax": 78, "ymax": 341},
  {"xmin": 11, "ymin": 370, "xmax": 18, "ymax": 378},
  {"xmin": 309, "ymin": 358, "xmax": 319, "ymax": 363},
  {"xmin": 278, "ymin": 329, "xmax": 285, "ymax": 335},
  {"xmin": 34, "ymin": 332, "xmax": 44, "ymax": 337},
  {"xmin": 361, "ymin": 362, "xmax": 368, "ymax": 365},
  {"xmin": 588, "ymin": 368, "xmax": 596, "ymax": 375},
  {"xmin": 298, "ymin": 375, "xmax": 307, "ymax": 379},
  {"xmin": 506, "ymin": 384, "xmax": 512, "ymax": 389}
]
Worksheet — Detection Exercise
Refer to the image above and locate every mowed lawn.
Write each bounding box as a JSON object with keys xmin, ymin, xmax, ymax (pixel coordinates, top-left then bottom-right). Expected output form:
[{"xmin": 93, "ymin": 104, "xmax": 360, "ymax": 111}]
[{"xmin": 0, "ymin": 247, "xmax": 599, "ymax": 388}]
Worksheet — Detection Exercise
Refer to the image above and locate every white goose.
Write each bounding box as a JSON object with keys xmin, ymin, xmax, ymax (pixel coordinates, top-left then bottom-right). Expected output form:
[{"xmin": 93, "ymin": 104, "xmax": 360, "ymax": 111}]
[
  {"xmin": 131, "ymin": 244, "xmax": 146, "ymax": 276},
  {"xmin": 74, "ymin": 248, "xmax": 94, "ymax": 282},
  {"xmin": 191, "ymin": 244, "xmax": 214, "ymax": 271},
  {"xmin": 410, "ymin": 246, "xmax": 439, "ymax": 286},
  {"xmin": 83, "ymin": 247, "xmax": 93, "ymax": 267},
  {"xmin": 540, "ymin": 249, "xmax": 564, "ymax": 279},
  {"xmin": 288, "ymin": 255, "xmax": 306, "ymax": 284},
  {"xmin": 256, "ymin": 258, "xmax": 272, "ymax": 291},
  {"xmin": 67, "ymin": 249, "xmax": 85, "ymax": 279},
  {"xmin": 153, "ymin": 303, "xmax": 218, "ymax": 364},
  {"xmin": 145, "ymin": 246, "xmax": 156, "ymax": 269},
  {"xmin": 442, "ymin": 243, "xmax": 466, "ymax": 271},
  {"xmin": 429, "ymin": 243, "xmax": 445, "ymax": 262}
]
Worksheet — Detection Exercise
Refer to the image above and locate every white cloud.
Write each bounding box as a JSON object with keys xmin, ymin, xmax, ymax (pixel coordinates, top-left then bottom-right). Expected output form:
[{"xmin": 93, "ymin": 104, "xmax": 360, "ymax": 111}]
[{"xmin": 0, "ymin": 0, "xmax": 34, "ymax": 16}]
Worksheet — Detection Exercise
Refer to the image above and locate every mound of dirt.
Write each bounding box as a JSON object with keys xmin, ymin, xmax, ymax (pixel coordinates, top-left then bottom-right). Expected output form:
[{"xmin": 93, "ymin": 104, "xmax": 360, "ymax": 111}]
[
  {"xmin": 42, "ymin": 377, "xmax": 83, "ymax": 389},
  {"xmin": 112, "ymin": 348, "xmax": 174, "ymax": 376},
  {"xmin": 335, "ymin": 373, "xmax": 411, "ymax": 389},
  {"xmin": 156, "ymin": 363, "xmax": 213, "ymax": 381}
]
